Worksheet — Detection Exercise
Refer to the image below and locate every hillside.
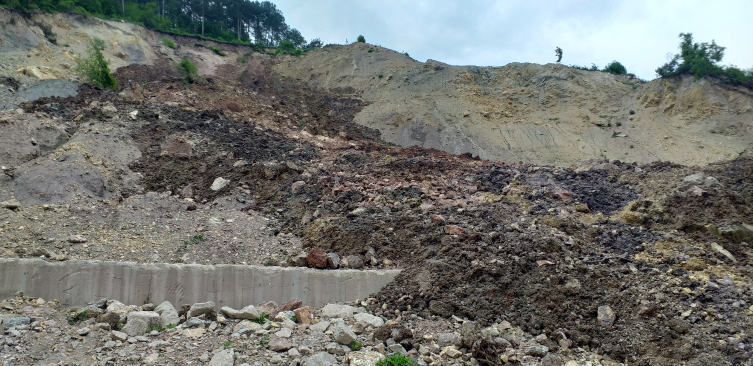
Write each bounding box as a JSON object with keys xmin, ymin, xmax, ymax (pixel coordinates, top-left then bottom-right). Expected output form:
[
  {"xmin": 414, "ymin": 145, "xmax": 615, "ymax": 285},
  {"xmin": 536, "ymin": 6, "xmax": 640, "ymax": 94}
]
[{"xmin": 1, "ymin": 9, "xmax": 753, "ymax": 366}]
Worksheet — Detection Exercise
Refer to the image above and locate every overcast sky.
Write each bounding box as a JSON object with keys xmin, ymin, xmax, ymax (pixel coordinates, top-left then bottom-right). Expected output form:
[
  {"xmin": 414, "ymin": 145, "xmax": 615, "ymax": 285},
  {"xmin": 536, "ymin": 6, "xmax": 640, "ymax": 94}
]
[{"xmin": 273, "ymin": 0, "xmax": 753, "ymax": 80}]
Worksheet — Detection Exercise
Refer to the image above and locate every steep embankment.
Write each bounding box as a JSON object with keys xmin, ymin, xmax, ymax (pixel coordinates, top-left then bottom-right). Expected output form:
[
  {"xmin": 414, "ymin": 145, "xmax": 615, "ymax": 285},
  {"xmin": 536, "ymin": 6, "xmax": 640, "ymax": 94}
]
[{"xmin": 274, "ymin": 43, "xmax": 753, "ymax": 166}]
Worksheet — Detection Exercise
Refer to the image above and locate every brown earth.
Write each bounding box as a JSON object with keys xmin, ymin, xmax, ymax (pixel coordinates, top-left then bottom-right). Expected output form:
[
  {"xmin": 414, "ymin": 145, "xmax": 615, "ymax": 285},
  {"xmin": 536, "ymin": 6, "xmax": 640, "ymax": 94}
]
[{"xmin": 1, "ymin": 9, "xmax": 753, "ymax": 366}]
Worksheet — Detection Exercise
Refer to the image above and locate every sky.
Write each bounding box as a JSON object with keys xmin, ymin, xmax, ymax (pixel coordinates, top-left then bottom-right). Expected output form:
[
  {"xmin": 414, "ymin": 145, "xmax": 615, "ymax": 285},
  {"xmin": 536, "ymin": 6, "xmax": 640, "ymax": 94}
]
[{"xmin": 272, "ymin": 0, "xmax": 753, "ymax": 81}]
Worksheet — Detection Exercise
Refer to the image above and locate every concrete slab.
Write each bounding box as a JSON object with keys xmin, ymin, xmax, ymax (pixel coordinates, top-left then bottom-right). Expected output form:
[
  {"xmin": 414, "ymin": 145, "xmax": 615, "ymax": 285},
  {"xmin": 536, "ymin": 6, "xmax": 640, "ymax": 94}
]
[{"xmin": 0, "ymin": 259, "xmax": 400, "ymax": 308}]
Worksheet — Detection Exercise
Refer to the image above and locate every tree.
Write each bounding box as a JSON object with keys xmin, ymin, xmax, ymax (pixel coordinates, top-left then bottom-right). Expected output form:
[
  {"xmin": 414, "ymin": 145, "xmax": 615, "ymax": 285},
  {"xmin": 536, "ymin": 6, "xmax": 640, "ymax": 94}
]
[
  {"xmin": 603, "ymin": 61, "xmax": 627, "ymax": 75},
  {"xmin": 76, "ymin": 38, "xmax": 118, "ymax": 90},
  {"xmin": 357, "ymin": 35, "xmax": 365, "ymax": 43},
  {"xmin": 656, "ymin": 33, "xmax": 724, "ymax": 79},
  {"xmin": 555, "ymin": 47, "xmax": 562, "ymax": 63}
]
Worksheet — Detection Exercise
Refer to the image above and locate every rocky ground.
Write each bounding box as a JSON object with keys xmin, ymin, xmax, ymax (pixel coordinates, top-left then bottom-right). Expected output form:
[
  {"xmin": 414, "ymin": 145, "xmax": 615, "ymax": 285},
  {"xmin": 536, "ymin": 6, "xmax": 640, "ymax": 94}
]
[
  {"xmin": 0, "ymin": 293, "xmax": 619, "ymax": 366},
  {"xmin": 1, "ymin": 9, "xmax": 753, "ymax": 366}
]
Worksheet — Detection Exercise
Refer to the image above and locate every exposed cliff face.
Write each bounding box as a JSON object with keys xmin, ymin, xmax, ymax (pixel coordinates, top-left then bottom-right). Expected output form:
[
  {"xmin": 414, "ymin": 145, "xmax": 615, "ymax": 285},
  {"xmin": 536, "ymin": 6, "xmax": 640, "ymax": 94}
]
[{"xmin": 274, "ymin": 43, "xmax": 753, "ymax": 166}]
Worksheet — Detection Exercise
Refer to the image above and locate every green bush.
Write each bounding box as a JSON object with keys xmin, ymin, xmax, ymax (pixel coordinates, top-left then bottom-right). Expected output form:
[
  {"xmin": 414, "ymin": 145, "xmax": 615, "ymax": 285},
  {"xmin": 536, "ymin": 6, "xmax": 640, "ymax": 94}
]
[
  {"xmin": 376, "ymin": 354, "xmax": 415, "ymax": 366},
  {"xmin": 76, "ymin": 38, "xmax": 118, "ymax": 90},
  {"xmin": 179, "ymin": 59, "xmax": 199, "ymax": 84},
  {"xmin": 603, "ymin": 61, "xmax": 627, "ymax": 75},
  {"xmin": 208, "ymin": 46, "xmax": 226, "ymax": 56},
  {"xmin": 162, "ymin": 38, "xmax": 176, "ymax": 49},
  {"xmin": 357, "ymin": 35, "xmax": 366, "ymax": 43}
]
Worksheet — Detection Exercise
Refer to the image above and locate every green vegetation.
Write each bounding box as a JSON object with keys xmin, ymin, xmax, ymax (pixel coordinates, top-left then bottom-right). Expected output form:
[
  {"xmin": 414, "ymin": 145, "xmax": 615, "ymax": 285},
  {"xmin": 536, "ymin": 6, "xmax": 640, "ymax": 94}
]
[
  {"xmin": 258, "ymin": 334, "xmax": 270, "ymax": 347},
  {"xmin": 555, "ymin": 47, "xmax": 563, "ymax": 63},
  {"xmin": 66, "ymin": 310, "xmax": 88, "ymax": 325},
  {"xmin": 603, "ymin": 60, "xmax": 627, "ymax": 75},
  {"xmin": 275, "ymin": 40, "xmax": 302, "ymax": 55},
  {"xmin": 368, "ymin": 48, "xmax": 374, "ymax": 53},
  {"xmin": 116, "ymin": 321, "xmax": 125, "ymax": 330},
  {"xmin": 146, "ymin": 324, "xmax": 165, "ymax": 333},
  {"xmin": 206, "ymin": 45, "xmax": 226, "ymax": 56},
  {"xmin": 0, "ymin": 0, "xmax": 310, "ymax": 48},
  {"xmin": 76, "ymin": 38, "xmax": 118, "ymax": 90},
  {"xmin": 376, "ymin": 354, "xmax": 415, "ymax": 366},
  {"xmin": 629, "ymin": 110, "xmax": 635, "ymax": 115},
  {"xmin": 357, "ymin": 35, "xmax": 366, "ymax": 43},
  {"xmin": 165, "ymin": 323, "xmax": 176, "ymax": 329},
  {"xmin": 290, "ymin": 315, "xmax": 296, "ymax": 322},
  {"xmin": 238, "ymin": 56, "xmax": 247, "ymax": 63},
  {"xmin": 378, "ymin": 74, "xmax": 383, "ymax": 79},
  {"xmin": 349, "ymin": 340, "xmax": 363, "ymax": 351},
  {"xmin": 656, "ymin": 33, "xmax": 753, "ymax": 88},
  {"xmin": 182, "ymin": 233, "xmax": 205, "ymax": 244},
  {"xmin": 254, "ymin": 312, "xmax": 269, "ymax": 324},
  {"xmin": 222, "ymin": 341, "xmax": 234, "ymax": 349},
  {"xmin": 162, "ymin": 38, "xmax": 176, "ymax": 49}
]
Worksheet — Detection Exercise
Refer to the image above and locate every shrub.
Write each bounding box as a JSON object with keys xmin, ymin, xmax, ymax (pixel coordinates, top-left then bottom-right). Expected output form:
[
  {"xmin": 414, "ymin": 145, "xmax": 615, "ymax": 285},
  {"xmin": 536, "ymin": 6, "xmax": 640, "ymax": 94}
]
[
  {"xmin": 162, "ymin": 38, "xmax": 176, "ymax": 49},
  {"xmin": 238, "ymin": 56, "xmax": 247, "ymax": 63},
  {"xmin": 208, "ymin": 46, "xmax": 226, "ymax": 56},
  {"xmin": 603, "ymin": 61, "xmax": 627, "ymax": 75},
  {"xmin": 357, "ymin": 35, "xmax": 366, "ymax": 43},
  {"xmin": 376, "ymin": 354, "xmax": 415, "ymax": 366},
  {"xmin": 76, "ymin": 38, "xmax": 118, "ymax": 90},
  {"xmin": 178, "ymin": 59, "xmax": 199, "ymax": 84}
]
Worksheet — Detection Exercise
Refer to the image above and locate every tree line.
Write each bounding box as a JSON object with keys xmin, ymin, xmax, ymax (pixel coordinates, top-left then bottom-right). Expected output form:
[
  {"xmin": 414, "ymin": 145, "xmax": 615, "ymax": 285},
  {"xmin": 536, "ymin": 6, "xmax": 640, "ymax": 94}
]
[{"xmin": 0, "ymin": 0, "xmax": 315, "ymax": 47}]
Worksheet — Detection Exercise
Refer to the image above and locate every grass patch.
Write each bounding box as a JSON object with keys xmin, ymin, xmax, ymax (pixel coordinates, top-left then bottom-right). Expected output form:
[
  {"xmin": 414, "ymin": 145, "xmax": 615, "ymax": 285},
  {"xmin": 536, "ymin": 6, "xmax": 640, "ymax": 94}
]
[
  {"xmin": 208, "ymin": 46, "xmax": 226, "ymax": 56},
  {"xmin": 146, "ymin": 324, "xmax": 165, "ymax": 333},
  {"xmin": 258, "ymin": 334, "xmax": 270, "ymax": 348},
  {"xmin": 376, "ymin": 354, "xmax": 415, "ymax": 366},
  {"xmin": 178, "ymin": 58, "xmax": 199, "ymax": 84},
  {"xmin": 222, "ymin": 341, "xmax": 234, "ymax": 349},
  {"xmin": 183, "ymin": 234, "xmax": 205, "ymax": 245},
  {"xmin": 254, "ymin": 312, "xmax": 269, "ymax": 324},
  {"xmin": 162, "ymin": 38, "xmax": 176, "ymax": 49},
  {"xmin": 349, "ymin": 340, "xmax": 363, "ymax": 351},
  {"xmin": 66, "ymin": 311, "xmax": 88, "ymax": 325}
]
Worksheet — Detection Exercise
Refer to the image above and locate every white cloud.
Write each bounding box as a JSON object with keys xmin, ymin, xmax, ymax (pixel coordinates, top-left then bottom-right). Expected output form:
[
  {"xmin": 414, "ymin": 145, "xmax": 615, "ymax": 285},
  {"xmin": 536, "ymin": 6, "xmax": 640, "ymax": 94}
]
[{"xmin": 275, "ymin": 0, "xmax": 753, "ymax": 80}]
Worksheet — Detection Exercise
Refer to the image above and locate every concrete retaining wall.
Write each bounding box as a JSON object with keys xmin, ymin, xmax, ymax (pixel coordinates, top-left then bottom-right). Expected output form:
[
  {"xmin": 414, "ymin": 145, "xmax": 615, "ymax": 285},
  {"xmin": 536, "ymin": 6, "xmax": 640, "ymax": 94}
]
[{"xmin": 0, "ymin": 259, "xmax": 400, "ymax": 308}]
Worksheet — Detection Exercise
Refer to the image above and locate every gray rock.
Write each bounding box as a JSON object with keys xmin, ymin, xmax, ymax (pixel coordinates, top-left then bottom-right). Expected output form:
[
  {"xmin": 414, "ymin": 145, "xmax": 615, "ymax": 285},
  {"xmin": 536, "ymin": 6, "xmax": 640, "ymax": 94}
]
[
  {"xmin": 111, "ymin": 330, "xmax": 128, "ymax": 341},
  {"xmin": 461, "ymin": 321, "xmax": 481, "ymax": 348},
  {"xmin": 346, "ymin": 255, "xmax": 364, "ymax": 269},
  {"xmin": 541, "ymin": 353, "xmax": 564, "ymax": 366},
  {"xmin": 597, "ymin": 305, "xmax": 615, "ymax": 327},
  {"xmin": 303, "ymin": 352, "xmax": 339, "ymax": 366},
  {"xmin": 327, "ymin": 253, "xmax": 340, "ymax": 269},
  {"xmin": 331, "ymin": 321, "xmax": 358, "ymax": 345},
  {"xmin": 353, "ymin": 313, "xmax": 384, "ymax": 328},
  {"xmin": 126, "ymin": 311, "xmax": 160, "ymax": 327},
  {"xmin": 149, "ymin": 340, "xmax": 170, "ymax": 349},
  {"xmin": 310, "ymin": 320, "xmax": 330, "ymax": 332},
  {"xmin": 680, "ymin": 173, "xmax": 704, "ymax": 190},
  {"xmin": 187, "ymin": 301, "xmax": 215, "ymax": 318},
  {"xmin": 268, "ymin": 336, "xmax": 294, "ymax": 352},
  {"xmin": 436, "ymin": 332, "xmax": 462, "ymax": 347},
  {"xmin": 154, "ymin": 301, "xmax": 180, "ymax": 327},
  {"xmin": 325, "ymin": 342, "xmax": 347, "ymax": 356},
  {"xmin": 1, "ymin": 316, "xmax": 30, "ymax": 329},
  {"xmin": 209, "ymin": 349, "xmax": 234, "ymax": 366},
  {"xmin": 270, "ymin": 354, "xmax": 283, "ymax": 364},
  {"xmin": 388, "ymin": 343, "xmax": 407, "ymax": 354},
  {"xmin": 95, "ymin": 298, "xmax": 108, "ymax": 309},
  {"xmin": 121, "ymin": 318, "xmax": 149, "ymax": 337},
  {"xmin": 275, "ymin": 327, "xmax": 293, "ymax": 338},
  {"xmin": 184, "ymin": 317, "xmax": 206, "ymax": 328},
  {"xmin": 77, "ymin": 327, "xmax": 90, "ymax": 336},
  {"xmin": 704, "ymin": 176, "xmax": 721, "ymax": 187},
  {"xmin": 525, "ymin": 345, "xmax": 549, "ymax": 357},
  {"xmin": 221, "ymin": 305, "xmax": 260, "ymax": 320},
  {"xmin": 321, "ymin": 304, "xmax": 357, "ymax": 318},
  {"xmin": 210, "ymin": 177, "xmax": 230, "ymax": 191},
  {"xmin": 349, "ymin": 350, "xmax": 385, "ymax": 366}
]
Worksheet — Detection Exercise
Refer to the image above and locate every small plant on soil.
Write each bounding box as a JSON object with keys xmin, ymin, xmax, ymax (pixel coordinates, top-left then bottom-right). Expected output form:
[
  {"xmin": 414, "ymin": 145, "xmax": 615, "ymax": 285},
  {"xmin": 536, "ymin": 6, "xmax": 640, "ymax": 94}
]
[
  {"xmin": 629, "ymin": 110, "xmax": 635, "ymax": 115},
  {"xmin": 368, "ymin": 48, "xmax": 374, "ymax": 53},
  {"xmin": 222, "ymin": 341, "xmax": 234, "ymax": 349},
  {"xmin": 162, "ymin": 38, "xmax": 176, "ymax": 49},
  {"xmin": 146, "ymin": 324, "xmax": 164, "ymax": 333},
  {"xmin": 258, "ymin": 334, "xmax": 269, "ymax": 347},
  {"xmin": 208, "ymin": 46, "xmax": 226, "ymax": 56},
  {"xmin": 349, "ymin": 340, "xmax": 362, "ymax": 351},
  {"xmin": 238, "ymin": 56, "xmax": 247, "ymax": 63},
  {"xmin": 183, "ymin": 235, "xmax": 205, "ymax": 245},
  {"xmin": 66, "ymin": 310, "xmax": 88, "ymax": 325},
  {"xmin": 254, "ymin": 312, "xmax": 269, "ymax": 324},
  {"xmin": 376, "ymin": 354, "xmax": 415, "ymax": 366},
  {"xmin": 378, "ymin": 74, "xmax": 383, "ymax": 79},
  {"xmin": 76, "ymin": 38, "xmax": 118, "ymax": 90},
  {"xmin": 116, "ymin": 322, "xmax": 125, "ymax": 330},
  {"xmin": 165, "ymin": 323, "xmax": 176, "ymax": 329},
  {"xmin": 290, "ymin": 315, "xmax": 296, "ymax": 322}
]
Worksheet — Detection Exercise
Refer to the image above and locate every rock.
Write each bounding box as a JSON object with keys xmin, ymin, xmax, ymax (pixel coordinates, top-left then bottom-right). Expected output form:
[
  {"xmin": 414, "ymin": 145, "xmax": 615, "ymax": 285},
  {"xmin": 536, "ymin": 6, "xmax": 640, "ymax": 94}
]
[
  {"xmin": 0, "ymin": 199, "xmax": 20, "ymax": 210},
  {"xmin": 321, "ymin": 304, "xmax": 357, "ymax": 318},
  {"xmin": 1, "ymin": 316, "xmax": 30, "ymax": 329},
  {"xmin": 346, "ymin": 255, "xmax": 364, "ymax": 269},
  {"xmin": 291, "ymin": 181, "xmax": 306, "ymax": 193},
  {"xmin": 97, "ymin": 312, "xmax": 121, "ymax": 328},
  {"xmin": 275, "ymin": 327, "xmax": 293, "ymax": 338},
  {"xmin": 111, "ymin": 330, "xmax": 128, "ymax": 341},
  {"xmin": 270, "ymin": 354, "xmax": 283, "ymax": 364},
  {"xmin": 67, "ymin": 235, "xmax": 87, "ymax": 243},
  {"xmin": 209, "ymin": 349, "xmax": 234, "ymax": 366},
  {"xmin": 348, "ymin": 350, "xmax": 384, "ymax": 366},
  {"xmin": 441, "ymin": 346, "xmax": 462, "ymax": 358},
  {"xmin": 127, "ymin": 311, "xmax": 160, "ymax": 327},
  {"xmin": 221, "ymin": 305, "xmax": 260, "ymax": 320},
  {"xmin": 353, "ymin": 313, "xmax": 384, "ymax": 328},
  {"xmin": 716, "ymin": 225, "xmax": 753, "ymax": 244},
  {"xmin": 310, "ymin": 320, "xmax": 330, "ymax": 332},
  {"xmin": 101, "ymin": 103, "xmax": 118, "ymax": 117},
  {"xmin": 710, "ymin": 242, "xmax": 737, "ymax": 262},
  {"xmin": 306, "ymin": 248, "xmax": 329, "ymax": 268},
  {"xmin": 525, "ymin": 345, "xmax": 549, "ymax": 357},
  {"xmin": 154, "ymin": 301, "xmax": 180, "ymax": 327},
  {"xmin": 77, "ymin": 327, "xmax": 90, "ymax": 336},
  {"xmin": 704, "ymin": 176, "xmax": 721, "ymax": 187},
  {"xmin": 274, "ymin": 299, "xmax": 303, "ymax": 317},
  {"xmin": 210, "ymin": 177, "xmax": 230, "ymax": 191},
  {"xmin": 121, "ymin": 318, "xmax": 149, "ymax": 337},
  {"xmin": 303, "ymin": 352, "xmax": 339, "ymax": 366},
  {"xmin": 256, "ymin": 301, "xmax": 278, "ymax": 315},
  {"xmin": 331, "ymin": 321, "xmax": 358, "ymax": 345},
  {"xmin": 294, "ymin": 306, "xmax": 313, "ymax": 325},
  {"xmin": 681, "ymin": 173, "xmax": 705, "ymax": 187},
  {"xmin": 269, "ymin": 337, "xmax": 294, "ymax": 352},
  {"xmin": 437, "ymin": 332, "xmax": 461, "ymax": 347},
  {"xmin": 184, "ymin": 317, "xmax": 205, "ymax": 328},
  {"xmin": 187, "ymin": 301, "xmax": 215, "ymax": 318},
  {"xmin": 597, "ymin": 305, "xmax": 615, "ymax": 327},
  {"xmin": 149, "ymin": 340, "xmax": 170, "ymax": 349},
  {"xmin": 160, "ymin": 135, "xmax": 193, "ymax": 158},
  {"xmin": 327, "ymin": 253, "xmax": 340, "ymax": 269},
  {"xmin": 431, "ymin": 214, "xmax": 446, "ymax": 223},
  {"xmin": 389, "ymin": 343, "xmax": 407, "ymax": 354},
  {"xmin": 128, "ymin": 110, "xmax": 138, "ymax": 120},
  {"xmin": 444, "ymin": 225, "xmax": 465, "ymax": 235},
  {"xmin": 461, "ymin": 321, "xmax": 481, "ymax": 348}
]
